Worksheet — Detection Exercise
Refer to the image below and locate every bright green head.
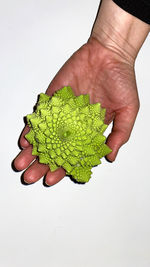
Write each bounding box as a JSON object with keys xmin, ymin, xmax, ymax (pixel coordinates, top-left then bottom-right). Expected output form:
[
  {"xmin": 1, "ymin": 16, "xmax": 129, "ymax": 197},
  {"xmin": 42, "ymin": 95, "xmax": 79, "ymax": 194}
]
[{"xmin": 25, "ymin": 86, "xmax": 111, "ymax": 183}]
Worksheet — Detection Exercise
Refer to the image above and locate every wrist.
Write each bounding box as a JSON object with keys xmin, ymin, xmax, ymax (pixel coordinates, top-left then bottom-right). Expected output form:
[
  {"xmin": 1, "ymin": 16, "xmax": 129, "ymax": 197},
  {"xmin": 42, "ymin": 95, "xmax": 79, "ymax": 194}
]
[{"xmin": 91, "ymin": 0, "xmax": 150, "ymax": 64}]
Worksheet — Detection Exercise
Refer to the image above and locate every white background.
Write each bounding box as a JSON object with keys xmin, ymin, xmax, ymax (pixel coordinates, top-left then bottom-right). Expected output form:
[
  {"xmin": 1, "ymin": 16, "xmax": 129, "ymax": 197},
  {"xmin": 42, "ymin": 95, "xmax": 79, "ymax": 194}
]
[{"xmin": 1, "ymin": 0, "xmax": 150, "ymax": 266}]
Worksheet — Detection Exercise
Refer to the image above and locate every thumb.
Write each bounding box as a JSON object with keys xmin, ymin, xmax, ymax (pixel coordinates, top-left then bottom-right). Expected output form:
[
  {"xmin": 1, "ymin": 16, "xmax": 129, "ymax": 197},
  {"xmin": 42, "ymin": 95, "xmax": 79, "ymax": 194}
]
[{"xmin": 106, "ymin": 106, "xmax": 139, "ymax": 162}]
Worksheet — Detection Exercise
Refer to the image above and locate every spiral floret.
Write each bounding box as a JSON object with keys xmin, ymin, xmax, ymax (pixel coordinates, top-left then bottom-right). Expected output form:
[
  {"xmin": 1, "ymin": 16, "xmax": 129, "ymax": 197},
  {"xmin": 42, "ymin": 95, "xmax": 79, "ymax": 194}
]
[{"xmin": 25, "ymin": 86, "xmax": 111, "ymax": 183}]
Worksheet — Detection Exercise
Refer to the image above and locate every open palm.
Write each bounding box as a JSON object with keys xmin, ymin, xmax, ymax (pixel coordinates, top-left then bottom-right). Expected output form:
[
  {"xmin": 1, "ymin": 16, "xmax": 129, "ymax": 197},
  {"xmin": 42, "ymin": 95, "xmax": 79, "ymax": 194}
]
[{"xmin": 14, "ymin": 37, "xmax": 139, "ymax": 185}]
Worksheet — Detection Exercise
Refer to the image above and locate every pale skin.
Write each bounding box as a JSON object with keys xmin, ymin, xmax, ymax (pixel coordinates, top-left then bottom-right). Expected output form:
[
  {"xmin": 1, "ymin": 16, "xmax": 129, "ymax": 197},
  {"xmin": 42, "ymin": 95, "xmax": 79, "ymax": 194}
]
[{"xmin": 13, "ymin": 0, "xmax": 150, "ymax": 186}]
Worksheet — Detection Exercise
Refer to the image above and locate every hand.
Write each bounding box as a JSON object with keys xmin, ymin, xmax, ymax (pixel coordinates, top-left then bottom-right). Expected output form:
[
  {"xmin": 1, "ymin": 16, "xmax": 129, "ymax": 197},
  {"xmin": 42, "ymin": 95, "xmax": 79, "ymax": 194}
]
[{"xmin": 13, "ymin": 37, "xmax": 139, "ymax": 185}]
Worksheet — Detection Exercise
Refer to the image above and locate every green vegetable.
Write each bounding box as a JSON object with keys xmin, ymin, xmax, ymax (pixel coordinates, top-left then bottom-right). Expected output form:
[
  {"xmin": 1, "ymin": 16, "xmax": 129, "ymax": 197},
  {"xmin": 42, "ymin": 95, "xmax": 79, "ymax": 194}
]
[{"xmin": 25, "ymin": 86, "xmax": 111, "ymax": 183}]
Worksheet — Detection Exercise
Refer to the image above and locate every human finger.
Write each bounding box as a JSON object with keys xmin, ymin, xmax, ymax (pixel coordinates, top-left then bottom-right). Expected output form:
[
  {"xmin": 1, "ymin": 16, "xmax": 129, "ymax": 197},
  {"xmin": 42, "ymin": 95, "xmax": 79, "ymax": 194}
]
[
  {"xmin": 45, "ymin": 168, "xmax": 66, "ymax": 186},
  {"xmin": 13, "ymin": 145, "xmax": 36, "ymax": 171},
  {"xmin": 23, "ymin": 160, "xmax": 49, "ymax": 184},
  {"xmin": 19, "ymin": 125, "xmax": 30, "ymax": 149},
  {"xmin": 106, "ymin": 106, "xmax": 139, "ymax": 162}
]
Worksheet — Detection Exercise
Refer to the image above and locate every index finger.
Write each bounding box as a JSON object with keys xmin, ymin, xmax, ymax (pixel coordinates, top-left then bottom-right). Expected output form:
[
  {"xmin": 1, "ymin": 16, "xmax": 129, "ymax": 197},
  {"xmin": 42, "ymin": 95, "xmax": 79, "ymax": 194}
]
[{"xmin": 19, "ymin": 125, "xmax": 30, "ymax": 149}]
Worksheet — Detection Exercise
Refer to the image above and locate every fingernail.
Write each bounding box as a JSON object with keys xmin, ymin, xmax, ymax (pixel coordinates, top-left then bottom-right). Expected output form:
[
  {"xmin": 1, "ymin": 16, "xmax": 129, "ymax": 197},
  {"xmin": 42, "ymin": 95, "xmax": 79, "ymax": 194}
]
[
  {"xmin": 43, "ymin": 180, "xmax": 51, "ymax": 187},
  {"xmin": 105, "ymin": 156, "xmax": 113, "ymax": 163},
  {"xmin": 21, "ymin": 176, "xmax": 31, "ymax": 185}
]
